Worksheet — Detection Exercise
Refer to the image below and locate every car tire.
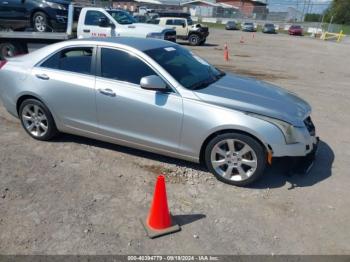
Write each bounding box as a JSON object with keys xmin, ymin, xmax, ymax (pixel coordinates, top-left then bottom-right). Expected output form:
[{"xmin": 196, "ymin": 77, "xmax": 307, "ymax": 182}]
[
  {"xmin": 32, "ymin": 11, "xmax": 50, "ymax": 32},
  {"xmin": 199, "ymin": 39, "xmax": 206, "ymax": 45},
  {"xmin": 204, "ymin": 132, "xmax": 267, "ymax": 186},
  {"xmin": 19, "ymin": 99, "xmax": 58, "ymax": 141},
  {"xmin": 188, "ymin": 34, "xmax": 201, "ymax": 46}
]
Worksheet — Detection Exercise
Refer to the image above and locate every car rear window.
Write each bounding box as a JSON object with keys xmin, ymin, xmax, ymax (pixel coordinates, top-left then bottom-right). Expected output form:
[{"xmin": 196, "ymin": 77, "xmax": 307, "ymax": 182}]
[{"xmin": 40, "ymin": 47, "xmax": 93, "ymax": 75}]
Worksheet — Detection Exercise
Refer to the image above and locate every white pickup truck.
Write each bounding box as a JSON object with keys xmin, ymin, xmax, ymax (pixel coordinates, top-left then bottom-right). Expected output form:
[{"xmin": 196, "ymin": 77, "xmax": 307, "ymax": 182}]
[
  {"xmin": 77, "ymin": 8, "xmax": 176, "ymax": 41},
  {"xmin": 0, "ymin": 6, "xmax": 176, "ymax": 60}
]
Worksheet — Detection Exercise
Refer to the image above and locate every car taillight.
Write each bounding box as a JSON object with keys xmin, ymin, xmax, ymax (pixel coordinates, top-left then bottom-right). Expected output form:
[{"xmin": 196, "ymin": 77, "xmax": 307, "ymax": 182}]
[{"xmin": 0, "ymin": 60, "xmax": 7, "ymax": 69}]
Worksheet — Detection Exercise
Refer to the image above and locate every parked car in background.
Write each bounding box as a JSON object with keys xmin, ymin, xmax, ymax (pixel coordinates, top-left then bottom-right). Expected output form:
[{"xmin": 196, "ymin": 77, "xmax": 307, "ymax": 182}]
[
  {"xmin": 241, "ymin": 22, "xmax": 256, "ymax": 32},
  {"xmin": 0, "ymin": 37, "xmax": 318, "ymax": 186},
  {"xmin": 262, "ymin": 23, "xmax": 276, "ymax": 34},
  {"xmin": 225, "ymin": 20, "xmax": 239, "ymax": 30},
  {"xmin": 288, "ymin": 25, "xmax": 303, "ymax": 36},
  {"xmin": 155, "ymin": 17, "xmax": 209, "ymax": 45},
  {"xmin": 0, "ymin": 0, "xmax": 80, "ymax": 32}
]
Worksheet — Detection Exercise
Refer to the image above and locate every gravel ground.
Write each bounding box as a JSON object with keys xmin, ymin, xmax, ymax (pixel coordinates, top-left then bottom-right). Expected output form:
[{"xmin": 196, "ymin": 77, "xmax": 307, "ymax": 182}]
[{"xmin": 0, "ymin": 29, "xmax": 349, "ymax": 255}]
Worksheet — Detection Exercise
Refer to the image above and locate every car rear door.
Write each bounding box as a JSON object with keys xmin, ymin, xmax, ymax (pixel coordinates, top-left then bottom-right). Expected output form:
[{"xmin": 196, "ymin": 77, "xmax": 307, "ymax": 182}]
[
  {"xmin": 31, "ymin": 46, "xmax": 98, "ymax": 132},
  {"xmin": 94, "ymin": 46, "xmax": 183, "ymax": 154}
]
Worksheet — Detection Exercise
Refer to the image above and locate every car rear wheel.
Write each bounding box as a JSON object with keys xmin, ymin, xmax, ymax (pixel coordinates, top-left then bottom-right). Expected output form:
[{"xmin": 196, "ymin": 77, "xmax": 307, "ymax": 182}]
[
  {"xmin": 19, "ymin": 99, "xmax": 58, "ymax": 141},
  {"xmin": 32, "ymin": 12, "xmax": 50, "ymax": 32},
  {"xmin": 188, "ymin": 34, "xmax": 201, "ymax": 46},
  {"xmin": 204, "ymin": 133, "xmax": 267, "ymax": 186}
]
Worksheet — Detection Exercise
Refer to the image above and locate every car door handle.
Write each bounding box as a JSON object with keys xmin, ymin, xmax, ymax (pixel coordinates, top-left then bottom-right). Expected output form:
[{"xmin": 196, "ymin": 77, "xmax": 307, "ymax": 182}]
[
  {"xmin": 83, "ymin": 29, "xmax": 90, "ymax": 33},
  {"xmin": 98, "ymin": 88, "xmax": 116, "ymax": 97},
  {"xmin": 35, "ymin": 73, "xmax": 49, "ymax": 80}
]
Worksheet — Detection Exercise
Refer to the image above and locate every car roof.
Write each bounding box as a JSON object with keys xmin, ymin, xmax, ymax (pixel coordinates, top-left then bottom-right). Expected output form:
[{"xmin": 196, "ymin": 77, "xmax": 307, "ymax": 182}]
[
  {"xmin": 10, "ymin": 37, "xmax": 177, "ymax": 66},
  {"xmin": 70, "ymin": 37, "xmax": 176, "ymax": 51}
]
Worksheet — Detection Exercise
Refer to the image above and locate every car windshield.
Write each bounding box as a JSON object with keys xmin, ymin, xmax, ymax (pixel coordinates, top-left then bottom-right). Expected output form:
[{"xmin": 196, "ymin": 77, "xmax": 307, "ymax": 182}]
[
  {"xmin": 265, "ymin": 24, "xmax": 274, "ymax": 27},
  {"xmin": 291, "ymin": 25, "xmax": 301, "ymax": 29},
  {"xmin": 107, "ymin": 10, "xmax": 136, "ymax": 25},
  {"xmin": 145, "ymin": 46, "xmax": 225, "ymax": 90},
  {"xmin": 244, "ymin": 23, "xmax": 253, "ymax": 26}
]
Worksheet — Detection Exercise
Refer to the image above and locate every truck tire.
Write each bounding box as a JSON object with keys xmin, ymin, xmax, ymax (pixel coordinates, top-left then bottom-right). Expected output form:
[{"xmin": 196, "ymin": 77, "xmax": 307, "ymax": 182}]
[
  {"xmin": 0, "ymin": 42, "xmax": 19, "ymax": 60},
  {"xmin": 32, "ymin": 11, "xmax": 50, "ymax": 32},
  {"xmin": 200, "ymin": 39, "xmax": 206, "ymax": 45},
  {"xmin": 188, "ymin": 34, "xmax": 201, "ymax": 46}
]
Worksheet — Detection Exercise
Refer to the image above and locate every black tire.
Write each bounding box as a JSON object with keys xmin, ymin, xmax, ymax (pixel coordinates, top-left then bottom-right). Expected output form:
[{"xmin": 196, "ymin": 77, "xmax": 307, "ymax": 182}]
[
  {"xmin": 0, "ymin": 42, "xmax": 19, "ymax": 60},
  {"xmin": 204, "ymin": 132, "xmax": 267, "ymax": 186},
  {"xmin": 32, "ymin": 11, "xmax": 50, "ymax": 32},
  {"xmin": 19, "ymin": 99, "xmax": 58, "ymax": 141},
  {"xmin": 188, "ymin": 34, "xmax": 201, "ymax": 46},
  {"xmin": 199, "ymin": 39, "xmax": 206, "ymax": 46}
]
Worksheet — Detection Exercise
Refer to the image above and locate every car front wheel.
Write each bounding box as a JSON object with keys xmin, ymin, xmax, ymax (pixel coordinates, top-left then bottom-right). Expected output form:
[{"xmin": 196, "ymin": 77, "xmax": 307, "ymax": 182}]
[
  {"xmin": 19, "ymin": 99, "xmax": 58, "ymax": 141},
  {"xmin": 205, "ymin": 133, "xmax": 267, "ymax": 186},
  {"xmin": 32, "ymin": 12, "xmax": 50, "ymax": 32}
]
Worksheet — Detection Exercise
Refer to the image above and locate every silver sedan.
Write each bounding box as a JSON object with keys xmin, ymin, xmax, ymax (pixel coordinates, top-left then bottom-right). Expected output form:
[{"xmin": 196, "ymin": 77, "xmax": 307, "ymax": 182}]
[{"xmin": 0, "ymin": 38, "xmax": 318, "ymax": 186}]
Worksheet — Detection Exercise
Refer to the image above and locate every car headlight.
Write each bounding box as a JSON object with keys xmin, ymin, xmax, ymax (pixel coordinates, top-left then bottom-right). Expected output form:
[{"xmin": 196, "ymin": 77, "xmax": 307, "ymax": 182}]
[
  {"xmin": 247, "ymin": 113, "xmax": 298, "ymax": 144},
  {"xmin": 146, "ymin": 32, "xmax": 164, "ymax": 39},
  {"xmin": 45, "ymin": 1, "xmax": 67, "ymax": 10}
]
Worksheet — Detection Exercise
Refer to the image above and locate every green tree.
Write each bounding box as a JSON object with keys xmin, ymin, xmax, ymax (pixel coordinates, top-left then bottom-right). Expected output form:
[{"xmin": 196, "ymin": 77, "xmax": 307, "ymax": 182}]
[
  {"xmin": 324, "ymin": 0, "xmax": 350, "ymax": 25},
  {"xmin": 304, "ymin": 13, "xmax": 322, "ymax": 22}
]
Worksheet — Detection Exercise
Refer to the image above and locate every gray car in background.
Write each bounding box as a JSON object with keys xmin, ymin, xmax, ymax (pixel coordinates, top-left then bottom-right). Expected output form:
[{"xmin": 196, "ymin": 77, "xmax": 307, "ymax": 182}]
[
  {"xmin": 242, "ymin": 22, "xmax": 256, "ymax": 32},
  {"xmin": 225, "ymin": 21, "xmax": 239, "ymax": 30},
  {"xmin": 0, "ymin": 38, "xmax": 318, "ymax": 186}
]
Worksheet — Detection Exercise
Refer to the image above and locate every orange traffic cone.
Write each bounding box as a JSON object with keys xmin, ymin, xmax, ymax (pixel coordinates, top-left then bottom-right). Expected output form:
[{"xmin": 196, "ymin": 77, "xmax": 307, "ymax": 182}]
[
  {"xmin": 141, "ymin": 175, "xmax": 181, "ymax": 238},
  {"xmin": 224, "ymin": 43, "xmax": 229, "ymax": 61},
  {"xmin": 240, "ymin": 36, "xmax": 245, "ymax": 43}
]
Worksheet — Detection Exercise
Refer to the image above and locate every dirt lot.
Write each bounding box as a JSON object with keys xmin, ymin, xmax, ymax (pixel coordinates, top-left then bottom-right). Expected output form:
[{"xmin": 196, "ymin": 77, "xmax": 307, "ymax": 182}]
[{"xmin": 0, "ymin": 29, "xmax": 349, "ymax": 255}]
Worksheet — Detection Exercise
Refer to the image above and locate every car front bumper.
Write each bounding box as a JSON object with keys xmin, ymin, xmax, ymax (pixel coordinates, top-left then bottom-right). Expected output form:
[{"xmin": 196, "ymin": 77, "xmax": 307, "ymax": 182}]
[{"xmin": 288, "ymin": 136, "xmax": 319, "ymax": 174}]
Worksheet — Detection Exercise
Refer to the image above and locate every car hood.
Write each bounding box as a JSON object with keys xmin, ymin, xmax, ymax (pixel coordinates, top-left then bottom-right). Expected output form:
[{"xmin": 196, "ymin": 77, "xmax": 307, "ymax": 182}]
[
  {"xmin": 132, "ymin": 23, "xmax": 168, "ymax": 33},
  {"xmin": 192, "ymin": 74, "xmax": 311, "ymax": 127}
]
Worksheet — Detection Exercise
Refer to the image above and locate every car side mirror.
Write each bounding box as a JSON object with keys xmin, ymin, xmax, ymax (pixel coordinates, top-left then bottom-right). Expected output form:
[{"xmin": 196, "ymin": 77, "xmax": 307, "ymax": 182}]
[
  {"xmin": 140, "ymin": 75, "xmax": 168, "ymax": 91},
  {"xmin": 182, "ymin": 23, "xmax": 186, "ymax": 28},
  {"xmin": 98, "ymin": 17, "xmax": 110, "ymax": 27}
]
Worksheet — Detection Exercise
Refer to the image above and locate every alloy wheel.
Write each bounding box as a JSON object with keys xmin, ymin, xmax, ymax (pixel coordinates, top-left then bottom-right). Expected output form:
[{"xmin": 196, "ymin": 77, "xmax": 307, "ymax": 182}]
[
  {"xmin": 21, "ymin": 104, "xmax": 48, "ymax": 138},
  {"xmin": 34, "ymin": 15, "xmax": 46, "ymax": 32},
  {"xmin": 210, "ymin": 139, "xmax": 258, "ymax": 182}
]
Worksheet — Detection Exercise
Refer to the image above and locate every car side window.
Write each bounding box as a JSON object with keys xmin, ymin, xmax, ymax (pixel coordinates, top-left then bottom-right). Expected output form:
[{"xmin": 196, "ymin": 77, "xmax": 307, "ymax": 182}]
[
  {"xmin": 165, "ymin": 19, "xmax": 173, "ymax": 25},
  {"xmin": 100, "ymin": 48, "xmax": 156, "ymax": 85},
  {"xmin": 85, "ymin": 10, "xmax": 108, "ymax": 26},
  {"xmin": 174, "ymin": 19, "xmax": 185, "ymax": 26},
  {"xmin": 40, "ymin": 47, "xmax": 93, "ymax": 75}
]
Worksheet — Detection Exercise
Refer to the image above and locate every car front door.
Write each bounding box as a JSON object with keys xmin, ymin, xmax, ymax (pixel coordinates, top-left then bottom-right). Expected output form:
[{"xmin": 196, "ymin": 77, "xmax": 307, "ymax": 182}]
[
  {"xmin": 0, "ymin": 0, "xmax": 25, "ymax": 20},
  {"xmin": 95, "ymin": 47, "xmax": 183, "ymax": 154},
  {"xmin": 173, "ymin": 18, "xmax": 188, "ymax": 37},
  {"xmin": 80, "ymin": 10, "xmax": 115, "ymax": 38},
  {"xmin": 31, "ymin": 46, "xmax": 98, "ymax": 132}
]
